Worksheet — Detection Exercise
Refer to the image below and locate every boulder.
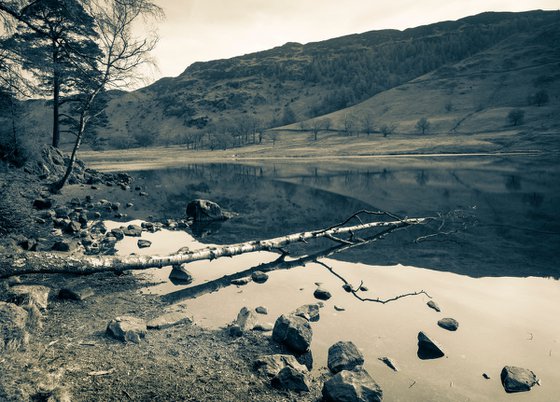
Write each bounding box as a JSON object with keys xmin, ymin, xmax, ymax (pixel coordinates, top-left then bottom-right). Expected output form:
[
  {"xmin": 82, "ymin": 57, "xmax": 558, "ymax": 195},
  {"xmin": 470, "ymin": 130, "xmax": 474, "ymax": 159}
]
[
  {"xmin": 272, "ymin": 314, "xmax": 312, "ymax": 354},
  {"xmin": 9, "ymin": 285, "xmax": 50, "ymax": 311},
  {"xmin": 293, "ymin": 304, "xmax": 320, "ymax": 322},
  {"xmin": 254, "ymin": 354, "xmax": 308, "ymax": 378},
  {"xmin": 427, "ymin": 300, "xmax": 441, "ymax": 312},
  {"xmin": 186, "ymin": 199, "xmax": 231, "ymax": 222},
  {"xmin": 314, "ymin": 287, "xmax": 332, "ymax": 300},
  {"xmin": 137, "ymin": 239, "xmax": 152, "ymax": 248},
  {"xmin": 437, "ymin": 318, "xmax": 459, "ymax": 331},
  {"xmin": 123, "ymin": 225, "xmax": 142, "ymax": 237},
  {"xmin": 106, "ymin": 316, "xmax": 147, "ymax": 343},
  {"xmin": 0, "ymin": 301, "xmax": 29, "ymax": 351},
  {"xmin": 169, "ymin": 265, "xmax": 194, "ymax": 285},
  {"xmin": 501, "ymin": 366, "xmax": 538, "ymax": 393},
  {"xmin": 322, "ymin": 367, "xmax": 383, "ymax": 402},
  {"xmin": 251, "ymin": 271, "xmax": 269, "ymax": 284},
  {"xmin": 417, "ymin": 331, "xmax": 445, "ymax": 359},
  {"xmin": 271, "ymin": 366, "xmax": 311, "ymax": 392},
  {"xmin": 328, "ymin": 341, "xmax": 365, "ymax": 374},
  {"xmin": 229, "ymin": 307, "xmax": 258, "ymax": 336}
]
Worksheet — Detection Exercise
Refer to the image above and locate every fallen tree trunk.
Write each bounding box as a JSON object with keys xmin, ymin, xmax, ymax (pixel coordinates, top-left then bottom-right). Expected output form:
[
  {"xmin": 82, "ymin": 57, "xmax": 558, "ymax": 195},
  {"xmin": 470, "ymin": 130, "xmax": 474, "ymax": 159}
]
[{"xmin": 0, "ymin": 216, "xmax": 430, "ymax": 278}]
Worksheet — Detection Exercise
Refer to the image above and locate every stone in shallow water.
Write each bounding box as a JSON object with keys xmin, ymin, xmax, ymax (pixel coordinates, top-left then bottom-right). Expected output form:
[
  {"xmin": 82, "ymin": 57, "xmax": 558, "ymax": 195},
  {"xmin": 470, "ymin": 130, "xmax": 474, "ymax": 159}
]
[
  {"xmin": 169, "ymin": 264, "xmax": 193, "ymax": 285},
  {"xmin": 322, "ymin": 366, "xmax": 383, "ymax": 402},
  {"xmin": 427, "ymin": 300, "xmax": 441, "ymax": 312},
  {"xmin": 417, "ymin": 331, "xmax": 445, "ymax": 359},
  {"xmin": 251, "ymin": 271, "xmax": 269, "ymax": 284},
  {"xmin": 328, "ymin": 341, "xmax": 365, "ymax": 374},
  {"xmin": 501, "ymin": 366, "xmax": 538, "ymax": 393},
  {"xmin": 378, "ymin": 356, "xmax": 398, "ymax": 372},
  {"xmin": 272, "ymin": 314, "xmax": 312, "ymax": 354},
  {"xmin": 255, "ymin": 306, "xmax": 268, "ymax": 315},
  {"xmin": 186, "ymin": 199, "xmax": 230, "ymax": 222},
  {"xmin": 137, "ymin": 239, "xmax": 152, "ymax": 248},
  {"xmin": 229, "ymin": 307, "xmax": 258, "ymax": 336},
  {"xmin": 437, "ymin": 317, "xmax": 459, "ymax": 331},
  {"xmin": 106, "ymin": 316, "xmax": 147, "ymax": 343},
  {"xmin": 293, "ymin": 304, "xmax": 320, "ymax": 322},
  {"xmin": 314, "ymin": 287, "xmax": 332, "ymax": 300}
]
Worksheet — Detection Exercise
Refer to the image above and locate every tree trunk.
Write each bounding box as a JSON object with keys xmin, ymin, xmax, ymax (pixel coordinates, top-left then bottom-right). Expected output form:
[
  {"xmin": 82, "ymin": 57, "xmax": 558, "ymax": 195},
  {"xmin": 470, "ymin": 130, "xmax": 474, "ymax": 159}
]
[
  {"xmin": 0, "ymin": 217, "xmax": 429, "ymax": 278},
  {"xmin": 52, "ymin": 49, "xmax": 60, "ymax": 148}
]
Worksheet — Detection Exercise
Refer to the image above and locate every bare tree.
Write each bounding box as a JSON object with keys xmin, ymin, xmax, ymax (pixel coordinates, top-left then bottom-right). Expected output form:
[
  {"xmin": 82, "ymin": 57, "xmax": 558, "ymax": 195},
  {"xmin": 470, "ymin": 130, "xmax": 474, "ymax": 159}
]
[
  {"xmin": 310, "ymin": 119, "xmax": 323, "ymax": 141},
  {"xmin": 415, "ymin": 117, "xmax": 430, "ymax": 134},
  {"xmin": 51, "ymin": 0, "xmax": 163, "ymax": 192},
  {"xmin": 344, "ymin": 113, "xmax": 356, "ymax": 136},
  {"xmin": 362, "ymin": 113, "xmax": 374, "ymax": 135}
]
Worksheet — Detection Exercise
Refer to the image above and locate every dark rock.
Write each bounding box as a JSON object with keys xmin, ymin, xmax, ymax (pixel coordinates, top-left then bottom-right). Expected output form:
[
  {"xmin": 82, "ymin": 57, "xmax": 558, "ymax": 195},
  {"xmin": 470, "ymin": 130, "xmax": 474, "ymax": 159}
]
[
  {"xmin": 293, "ymin": 304, "xmax": 320, "ymax": 322},
  {"xmin": 229, "ymin": 307, "xmax": 258, "ymax": 336},
  {"xmin": 255, "ymin": 354, "xmax": 308, "ymax": 378},
  {"xmin": 255, "ymin": 306, "xmax": 268, "ymax": 315},
  {"xmin": 322, "ymin": 367, "xmax": 383, "ymax": 402},
  {"xmin": 169, "ymin": 265, "xmax": 193, "ymax": 285},
  {"xmin": 0, "ymin": 301, "xmax": 29, "ymax": 351},
  {"xmin": 437, "ymin": 317, "xmax": 459, "ymax": 331},
  {"xmin": 9, "ymin": 285, "xmax": 50, "ymax": 310},
  {"xmin": 64, "ymin": 221, "xmax": 81, "ymax": 234},
  {"xmin": 378, "ymin": 357, "xmax": 398, "ymax": 372},
  {"xmin": 111, "ymin": 229, "xmax": 125, "ymax": 240},
  {"xmin": 272, "ymin": 314, "xmax": 312, "ymax": 354},
  {"xmin": 90, "ymin": 221, "xmax": 107, "ymax": 234},
  {"xmin": 359, "ymin": 286, "xmax": 369, "ymax": 291},
  {"xmin": 417, "ymin": 331, "xmax": 445, "ymax": 359},
  {"xmin": 33, "ymin": 198, "xmax": 53, "ymax": 210},
  {"xmin": 342, "ymin": 284, "xmax": 353, "ymax": 292},
  {"xmin": 501, "ymin": 366, "xmax": 538, "ymax": 393},
  {"xmin": 328, "ymin": 341, "xmax": 365, "ymax": 374},
  {"xmin": 334, "ymin": 305, "xmax": 346, "ymax": 312},
  {"xmin": 427, "ymin": 300, "xmax": 441, "ymax": 312},
  {"xmin": 271, "ymin": 366, "xmax": 310, "ymax": 392},
  {"xmin": 137, "ymin": 239, "xmax": 152, "ymax": 248},
  {"xmin": 186, "ymin": 199, "xmax": 231, "ymax": 222},
  {"xmin": 251, "ymin": 271, "xmax": 269, "ymax": 284},
  {"xmin": 106, "ymin": 316, "xmax": 147, "ymax": 343},
  {"xmin": 51, "ymin": 240, "xmax": 75, "ymax": 252},
  {"xmin": 18, "ymin": 238, "xmax": 38, "ymax": 251},
  {"xmin": 55, "ymin": 207, "xmax": 71, "ymax": 219},
  {"xmin": 314, "ymin": 286, "xmax": 332, "ymax": 300},
  {"xmin": 58, "ymin": 286, "xmax": 94, "ymax": 301},
  {"xmin": 123, "ymin": 225, "xmax": 142, "ymax": 237},
  {"xmin": 297, "ymin": 350, "xmax": 314, "ymax": 371},
  {"xmin": 482, "ymin": 373, "xmax": 491, "ymax": 380}
]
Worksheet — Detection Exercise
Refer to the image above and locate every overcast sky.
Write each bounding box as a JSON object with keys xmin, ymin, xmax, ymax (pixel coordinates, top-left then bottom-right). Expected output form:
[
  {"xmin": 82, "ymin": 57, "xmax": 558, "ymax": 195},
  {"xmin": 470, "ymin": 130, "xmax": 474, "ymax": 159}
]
[{"xmin": 143, "ymin": 0, "xmax": 559, "ymax": 83}]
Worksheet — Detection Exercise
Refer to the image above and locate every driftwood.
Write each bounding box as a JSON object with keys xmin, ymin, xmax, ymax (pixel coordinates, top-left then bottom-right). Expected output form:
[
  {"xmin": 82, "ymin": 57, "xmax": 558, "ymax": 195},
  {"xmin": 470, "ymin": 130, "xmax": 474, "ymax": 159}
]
[{"xmin": 0, "ymin": 211, "xmax": 431, "ymax": 278}]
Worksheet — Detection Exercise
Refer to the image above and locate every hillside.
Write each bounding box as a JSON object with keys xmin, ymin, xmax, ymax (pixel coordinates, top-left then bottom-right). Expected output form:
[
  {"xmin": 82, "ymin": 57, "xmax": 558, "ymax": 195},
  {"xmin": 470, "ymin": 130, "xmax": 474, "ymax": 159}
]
[{"xmin": 11, "ymin": 10, "xmax": 560, "ymax": 152}]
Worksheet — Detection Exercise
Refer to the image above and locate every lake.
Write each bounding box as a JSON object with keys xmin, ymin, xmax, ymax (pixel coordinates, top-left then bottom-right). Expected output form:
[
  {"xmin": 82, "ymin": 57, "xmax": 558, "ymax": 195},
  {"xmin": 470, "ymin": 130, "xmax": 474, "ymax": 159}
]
[{"xmin": 103, "ymin": 154, "xmax": 560, "ymax": 401}]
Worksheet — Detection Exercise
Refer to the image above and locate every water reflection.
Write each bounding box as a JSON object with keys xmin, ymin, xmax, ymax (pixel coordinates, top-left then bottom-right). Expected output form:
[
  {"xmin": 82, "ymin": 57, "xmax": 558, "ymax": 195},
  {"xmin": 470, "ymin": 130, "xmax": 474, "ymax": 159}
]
[{"xmin": 126, "ymin": 156, "xmax": 560, "ymax": 279}]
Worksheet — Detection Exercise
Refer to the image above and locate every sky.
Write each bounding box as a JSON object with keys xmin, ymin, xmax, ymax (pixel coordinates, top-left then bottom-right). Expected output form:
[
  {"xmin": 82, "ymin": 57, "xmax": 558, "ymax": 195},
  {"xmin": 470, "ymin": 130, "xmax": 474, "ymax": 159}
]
[{"xmin": 142, "ymin": 0, "xmax": 560, "ymax": 83}]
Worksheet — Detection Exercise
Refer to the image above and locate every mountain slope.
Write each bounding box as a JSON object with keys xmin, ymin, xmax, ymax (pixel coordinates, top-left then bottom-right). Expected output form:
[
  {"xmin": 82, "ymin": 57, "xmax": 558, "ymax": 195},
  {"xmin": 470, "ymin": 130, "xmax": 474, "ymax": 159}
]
[{"xmin": 88, "ymin": 10, "xmax": 558, "ymax": 150}]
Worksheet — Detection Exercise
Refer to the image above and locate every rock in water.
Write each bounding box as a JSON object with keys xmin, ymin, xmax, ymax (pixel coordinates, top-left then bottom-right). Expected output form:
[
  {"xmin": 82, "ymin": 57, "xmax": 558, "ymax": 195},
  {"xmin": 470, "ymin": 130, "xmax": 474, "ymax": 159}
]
[
  {"xmin": 137, "ymin": 239, "xmax": 152, "ymax": 248},
  {"xmin": 427, "ymin": 300, "xmax": 441, "ymax": 312},
  {"xmin": 378, "ymin": 357, "xmax": 399, "ymax": 372},
  {"xmin": 186, "ymin": 199, "xmax": 230, "ymax": 222},
  {"xmin": 229, "ymin": 307, "xmax": 258, "ymax": 336},
  {"xmin": 106, "ymin": 316, "xmax": 147, "ymax": 343},
  {"xmin": 314, "ymin": 287, "xmax": 332, "ymax": 300},
  {"xmin": 271, "ymin": 366, "xmax": 311, "ymax": 392},
  {"xmin": 254, "ymin": 354, "xmax": 308, "ymax": 378},
  {"xmin": 251, "ymin": 271, "xmax": 269, "ymax": 284},
  {"xmin": 501, "ymin": 366, "xmax": 538, "ymax": 393},
  {"xmin": 417, "ymin": 331, "xmax": 445, "ymax": 359},
  {"xmin": 255, "ymin": 306, "xmax": 268, "ymax": 315},
  {"xmin": 272, "ymin": 314, "xmax": 313, "ymax": 354},
  {"xmin": 322, "ymin": 367, "xmax": 383, "ymax": 402},
  {"xmin": 328, "ymin": 341, "xmax": 365, "ymax": 374},
  {"xmin": 169, "ymin": 264, "xmax": 193, "ymax": 285},
  {"xmin": 437, "ymin": 317, "xmax": 459, "ymax": 331},
  {"xmin": 293, "ymin": 304, "xmax": 320, "ymax": 322}
]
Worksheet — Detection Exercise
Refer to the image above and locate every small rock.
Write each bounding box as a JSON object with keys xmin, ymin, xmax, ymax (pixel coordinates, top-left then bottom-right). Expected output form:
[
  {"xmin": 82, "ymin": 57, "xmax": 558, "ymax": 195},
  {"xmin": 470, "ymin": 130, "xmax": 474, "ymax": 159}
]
[
  {"xmin": 342, "ymin": 283, "xmax": 353, "ymax": 292},
  {"xmin": 147, "ymin": 311, "xmax": 192, "ymax": 330},
  {"xmin": 33, "ymin": 198, "xmax": 53, "ymax": 210},
  {"xmin": 482, "ymin": 373, "xmax": 491, "ymax": 380},
  {"xmin": 58, "ymin": 287, "xmax": 94, "ymax": 301},
  {"xmin": 271, "ymin": 366, "xmax": 310, "ymax": 392},
  {"xmin": 231, "ymin": 277, "xmax": 251, "ymax": 286},
  {"xmin": 334, "ymin": 305, "xmax": 346, "ymax": 312},
  {"xmin": 253, "ymin": 323, "xmax": 274, "ymax": 332},
  {"xmin": 359, "ymin": 286, "xmax": 369, "ymax": 291},
  {"xmin": 65, "ymin": 221, "xmax": 81, "ymax": 234},
  {"xmin": 255, "ymin": 306, "xmax": 268, "ymax": 315},
  {"xmin": 501, "ymin": 366, "xmax": 538, "ymax": 393},
  {"xmin": 18, "ymin": 238, "xmax": 38, "ymax": 251},
  {"xmin": 437, "ymin": 317, "xmax": 459, "ymax": 331},
  {"xmin": 272, "ymin": 314, "xmax": 313, "ymax": 354},
  {"xmin": 123, "ymin": 225, "xmax": 142, "ymax": 237},
  {"xmin": 427, "ymin": 300, "xmax": 441, "ymax": 312},
  {"xmin": 9, "ymin": 285, "xmax": 50, "ymax": 310},
  {"xmin": 111, "ymin": 229, "xmax": 124, "ymax": 240},
  {"xmin": 254, "ymin": 354, "xmax": 308, "ymax": 378},
  {"xmin": 106, "ymin": 316, "xmax": 147, "ymax": 343},
  {"xmin": 322, "ymin": 366, "xmax": 383, "ymax": 402},
  {"xmin": 251, "ymin": 271, "xmax": 269, "ymax": 284},
  {"xmin": 126, "ymin": 202, "xmax": 134, "ymax": 208},
  {"xmin": 293, "ymin": 304, "xmax": 320, "ymax": 322},
  {"xmin": 229, "ymin": 307, "xmax": 258, "ymax": 336},
  {"xmin": 168, "ymin": 265, "xmax": 193, "ymax": 285},
  {"xmin": 139, "ymin": 191, "xmax": 148, "ymax": 196},
  {"xmin": 417, "ymin": 331, "xmax": 445, "ymax": 359},
  {"xmin": 137, "ymin": 239, "xmax": 152, "ymax": 248},
  {"xmin": 328, "ymin": 341, "xmax": 365, "ymax": 374},
  {"xmin": 314, "ymin": 286, "xmax": 332, "ymax": 300},
  {"xmin": 51, "ymin": 240, "xmax": 73, "ymax": 252},
  {"xmin": 378, "ymin": 357, "xmax": 398, "ymax": 372}
]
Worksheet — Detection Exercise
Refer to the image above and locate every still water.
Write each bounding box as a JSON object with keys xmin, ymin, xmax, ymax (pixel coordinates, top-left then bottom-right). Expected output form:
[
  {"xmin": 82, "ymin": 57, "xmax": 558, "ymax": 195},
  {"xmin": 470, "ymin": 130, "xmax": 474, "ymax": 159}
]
[{"xmin": 108, "ymin": 155, "xmax": 559, "ymax": 401}]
